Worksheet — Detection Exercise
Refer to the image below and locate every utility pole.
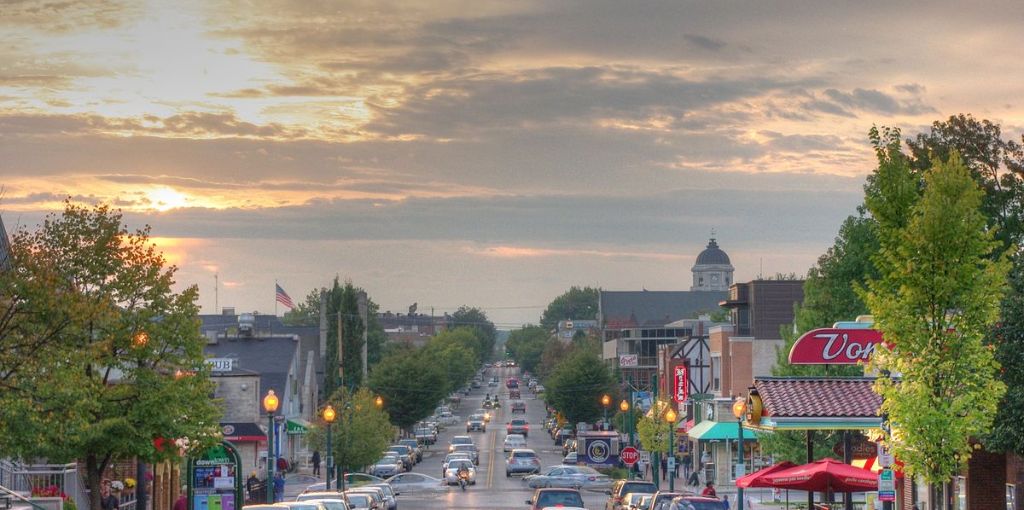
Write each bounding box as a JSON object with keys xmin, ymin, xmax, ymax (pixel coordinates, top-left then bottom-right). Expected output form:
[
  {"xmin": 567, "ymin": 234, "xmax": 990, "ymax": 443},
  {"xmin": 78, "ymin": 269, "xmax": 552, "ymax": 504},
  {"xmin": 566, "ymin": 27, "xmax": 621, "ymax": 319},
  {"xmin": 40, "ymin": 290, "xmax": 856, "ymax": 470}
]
[{"xmin": 357, "ymin": 291, "xmax": 368, "ymax": 382}]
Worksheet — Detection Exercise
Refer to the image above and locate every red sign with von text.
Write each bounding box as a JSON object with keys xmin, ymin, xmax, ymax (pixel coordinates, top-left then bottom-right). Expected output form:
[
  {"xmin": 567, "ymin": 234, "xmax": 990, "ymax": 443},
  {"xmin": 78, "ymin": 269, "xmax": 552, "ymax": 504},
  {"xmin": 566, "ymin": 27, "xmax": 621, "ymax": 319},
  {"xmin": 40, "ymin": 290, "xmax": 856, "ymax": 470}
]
[
  {"xmin": 672, "ymin": 362, "xmax": 689, "ymax": 403},
  {"xmin": 788, "ymin": 328, "xmax": 884, "ymax": 364}
]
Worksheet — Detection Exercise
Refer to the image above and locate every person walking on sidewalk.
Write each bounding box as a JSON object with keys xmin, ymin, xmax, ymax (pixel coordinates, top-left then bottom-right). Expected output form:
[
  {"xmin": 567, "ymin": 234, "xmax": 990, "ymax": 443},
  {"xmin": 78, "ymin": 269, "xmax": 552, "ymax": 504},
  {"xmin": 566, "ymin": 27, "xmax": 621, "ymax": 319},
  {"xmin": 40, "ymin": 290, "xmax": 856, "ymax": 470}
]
[
  {"xmin": 661, "ymin": 455, "xmax": 667, "ymax": 481},
  {"xmin": 312, "ymin": 450, "xmax": 321, "ymax": 477}
]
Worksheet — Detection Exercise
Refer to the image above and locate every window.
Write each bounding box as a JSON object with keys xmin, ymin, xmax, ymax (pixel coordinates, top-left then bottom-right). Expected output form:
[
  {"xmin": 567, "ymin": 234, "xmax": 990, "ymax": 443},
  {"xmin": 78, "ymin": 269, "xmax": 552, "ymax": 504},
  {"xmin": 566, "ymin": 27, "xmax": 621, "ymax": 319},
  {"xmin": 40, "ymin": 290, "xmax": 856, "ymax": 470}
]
[
  {"xmin": 1008, "ymin": 484, "xmax": 1017, "ymax": 510},
  {"xmin": 710, "ymin": 355, "xmax": 721, "ymax": 392}
]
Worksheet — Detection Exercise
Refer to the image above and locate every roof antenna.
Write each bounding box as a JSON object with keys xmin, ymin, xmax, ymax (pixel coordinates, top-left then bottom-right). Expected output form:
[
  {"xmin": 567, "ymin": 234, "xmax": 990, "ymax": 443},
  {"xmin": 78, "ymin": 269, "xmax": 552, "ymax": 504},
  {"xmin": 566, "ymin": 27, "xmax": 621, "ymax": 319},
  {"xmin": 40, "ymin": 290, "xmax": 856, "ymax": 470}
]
[{"xmin": 759, "ymin": 258, "xmax": 763, "ymax": 279}]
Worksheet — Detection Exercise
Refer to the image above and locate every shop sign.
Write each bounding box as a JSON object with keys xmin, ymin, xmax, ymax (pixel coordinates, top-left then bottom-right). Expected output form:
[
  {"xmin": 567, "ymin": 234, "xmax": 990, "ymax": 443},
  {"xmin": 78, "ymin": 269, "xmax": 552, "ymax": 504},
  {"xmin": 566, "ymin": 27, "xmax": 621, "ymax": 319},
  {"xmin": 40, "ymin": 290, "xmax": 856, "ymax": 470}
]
[
  {"xmin": 878, "ymin": 469, "xmax": 895, "ymax": 501},
  {"xmin": 832, "ymin": 437, "xmax": 877, "ymax": 459},
  {"xmin": 788, "ymin": 328, "xmax": 884, "ymax": 364},
  {"xmin": 206, "ymin": 358, "xmax": 233, "ymax": 372},
  {"xmin": 619, "ymin": 354, "xmax": 639, "ymax": 367},
  {"xmin": 672, "ymin": 363, "xmax": 689, "ymax": 403}
]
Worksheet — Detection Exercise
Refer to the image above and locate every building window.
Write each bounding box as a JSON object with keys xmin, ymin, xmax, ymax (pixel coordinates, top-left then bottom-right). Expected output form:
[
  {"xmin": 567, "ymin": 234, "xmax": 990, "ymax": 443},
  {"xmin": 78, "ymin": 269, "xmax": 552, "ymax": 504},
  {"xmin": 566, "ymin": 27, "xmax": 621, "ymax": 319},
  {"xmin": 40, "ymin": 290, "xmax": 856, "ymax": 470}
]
[
  {"xmin": 699, "ymin": 276, "xmax": 704, "ymax": 286},
  {"xmin": 1008, "ymin": 484, "xmax": 1017, "ymax": 510},
  {"xmin": 711, "ymin": 355, "xmax": 721, "ymax": 392}
]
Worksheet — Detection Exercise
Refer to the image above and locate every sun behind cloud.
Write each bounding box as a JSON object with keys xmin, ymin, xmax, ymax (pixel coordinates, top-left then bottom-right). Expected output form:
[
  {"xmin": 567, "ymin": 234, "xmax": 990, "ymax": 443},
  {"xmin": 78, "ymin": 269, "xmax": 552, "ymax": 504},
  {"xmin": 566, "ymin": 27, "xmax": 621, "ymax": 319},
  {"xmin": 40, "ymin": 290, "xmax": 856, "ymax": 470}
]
[{"xmin": 145, "ymin": 187, "xmax": 189, "ymax": 211}]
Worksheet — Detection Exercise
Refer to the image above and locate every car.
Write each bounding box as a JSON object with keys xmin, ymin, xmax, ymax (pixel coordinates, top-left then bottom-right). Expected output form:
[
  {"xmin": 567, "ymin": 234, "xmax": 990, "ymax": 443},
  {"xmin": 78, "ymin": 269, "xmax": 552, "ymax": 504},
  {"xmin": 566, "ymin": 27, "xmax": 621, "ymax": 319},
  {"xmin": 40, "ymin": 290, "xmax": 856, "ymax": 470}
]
[
  {"xmin": 505, "ymin": 448, "xmax": 541, "ymax": 476},
  {"xmin": 396, "ymin": 439, "xmax": 422, "ymax": 462},
  {"xmin": 276, "ymin": 502, "xmax": 338, "ymax": 510},
  {"xmin": 368, "ymin": 455, "xmax": 403, "ymax": 478},
  {"xmin": 414, "ymin": 427, "xmax": 437, "ymax": 445},
  {"xmin": 450, "ymin": 443, "xmax": 479, "ymax": 465},
  {"xmin": 442, "ymin": 458, "xmax": 477, "ymax": 485},
  {"xmin": 534, "ymin": 384, "xmax": 545, "ymax": 393},
  {"xmin": 488, "ymin": 380, "xmax": 498, "ymax": 387},
  {"xmin": 510, "ymin": 389, "xmax": 521, "ymax": 399},
  {"xmin": 562, "ymin": 438, "xmax": 577, "ymax": 457},
  {"xmin": 345, "ymin": 488, "xmax": 386, "ymax": 510},
  {"xmin": 482, "ymin": 399, "xmax": 495, "ymax": 409},
  {"xmin": 339, "ymin": 493, "xmax": 374, "ymax": 510},
  {"xmin": 243, "ymin": 506, "xmax": 287, "ymax": 510},
  {"xmin": 441, "ymin": 452, "xmax": 474, "ymax": 475},
  {"xmin": 296, "ymin": 492, "xmax": 347, "ymax": 502},
  {"xmin": 386, "ymin": 445, "xmax": 416, "ymax": 468},
  {"xmin": 302, "ymin": 474, "xmax": 384, "ymax": 494},
  {"xmin": 506, "ymin": 377, "xmax": 519, "ymax": 388},
  {"xmin": 511, "ymin": 400, "xmax": 527, "ymax": 413},
  {"xmin": 562, "ymin": 451, "xmax": 578, "ymax": 464},
  {"xmin": 507, "ymin": 418, "xmax": 529, "ymax": 436},
  {"xmin": 364, "ymin": 484, "xmax": 397, "ymax": 510},
  {"xmin": 648, "ymin": 491, "xmax": 686, "ymax": 510},
  {"xmin": 524, "ymin": 464, "xmax": 613, "ymax": 489},
  {"xmin": 471, "ymin": 380, "xmax": 481, "ymax": 388},
  {"xmin": 290, "ymin": 499, "xmax": 350, "ymax": 510},
  {"xmin": 605, "ymin": 481, "xmax": 659, "ymax": 510},
  {"xmin": 503, "ymin": 433, "xmax": 527, "ymax": 452},
  {"xmin": 449, "ymin": 435, "xmax": 474, "ymax": 450},
  {"xmin": 667, "ymin": 496, "xmax": 727, "ymax": 510},
  {"xmin": 525, "ymin": 488, "xmax": 585, "ymax": 510},
  {"xmin": 623, "ymin": 493, "xmax": 653, "ymax": 510},
  {"xmin": 467, "ymin": 416, "xmax": 486, "ymax": 432},
  {"xmin": 384, "ymin": 473, "xmax": 448, "ymax": 494}
]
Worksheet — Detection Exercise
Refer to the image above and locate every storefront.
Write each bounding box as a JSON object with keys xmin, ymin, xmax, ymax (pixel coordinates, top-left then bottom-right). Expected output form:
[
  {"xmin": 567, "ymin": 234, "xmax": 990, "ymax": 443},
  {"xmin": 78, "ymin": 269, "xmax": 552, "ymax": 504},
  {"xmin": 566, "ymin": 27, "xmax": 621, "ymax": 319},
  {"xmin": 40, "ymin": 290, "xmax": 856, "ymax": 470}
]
[{"xmin": 687, "ymin": 415, "xmax": 762, "ymax": 486}]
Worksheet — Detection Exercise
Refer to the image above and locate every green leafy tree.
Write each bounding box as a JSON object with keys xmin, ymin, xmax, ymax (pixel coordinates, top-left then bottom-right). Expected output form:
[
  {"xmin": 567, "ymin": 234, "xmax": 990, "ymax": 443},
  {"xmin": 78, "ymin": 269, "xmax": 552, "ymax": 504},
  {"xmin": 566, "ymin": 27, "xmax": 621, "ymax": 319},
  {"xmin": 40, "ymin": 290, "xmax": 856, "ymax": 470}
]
[
  {"xmin": 449, "ymin": 306, "xmax": 497, "ymax": 360},
  {"xmin": 0, "ymin": 202, "xmax": 221, "ymax": 510},
  {"xmin": 538, "ymin": 337, "xmax": 571, "ymax": 380},
  {"xmin": 306, "ymin": 387, "xmax": 394, "ymax": 473},
  {"xmin": 368, "ymin": 349, "xmax": 447, "ymax": 431},
  {"xmin": 423, "ymin": 328, "xmax": 479, "ymax": 391},
  {"xmin": 540, "ymin": 286, "xmax": 600, "ymax": 330},
  {"xmin": 544, "ymin": 348, "xmax": 618, "ymax": 426},
  {"xmin": 281, "ymin": 289, "xmax": 321, "ymax": 326},
  {"xmin": 505, "ymin": 325, "xmax": 549, "ymax": 373},
  {"xmin": 864, "ymin": 152, "xmax": 1009, "ymax": 483},
  {"xmin": 636, "ymin": 407, "xmax": 671, "ymax": 454}
]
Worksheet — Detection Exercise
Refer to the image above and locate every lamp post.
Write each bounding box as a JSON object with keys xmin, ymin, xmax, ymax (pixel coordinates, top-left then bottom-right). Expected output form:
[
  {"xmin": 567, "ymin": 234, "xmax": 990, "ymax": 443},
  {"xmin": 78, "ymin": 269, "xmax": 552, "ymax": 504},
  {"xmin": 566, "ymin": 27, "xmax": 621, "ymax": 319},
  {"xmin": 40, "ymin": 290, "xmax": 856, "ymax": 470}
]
[
  {"xmin": 322, "ymin": 405, "xmax": 336, "ymax": 490},
  {"xmin": 339, "ymin": 402, "xmax": 352, "ymax": 492},
  {"xmin": 619, "ymin": 399, "xmax": 632, "ymax": 480},
  {"xmin": 665, "ymin": 407, "xmax": 678, "ymax": 491},
  {"xmin": 262, "ymin": 390, "xmax": 279, "ymax": 503},
  {"xmin": 732, "ymin": 397, "xmax": 747, "ymax": 510},
  {"xmin": 601, "ymin": 394, "xmax": 611, "ymax": 428}
]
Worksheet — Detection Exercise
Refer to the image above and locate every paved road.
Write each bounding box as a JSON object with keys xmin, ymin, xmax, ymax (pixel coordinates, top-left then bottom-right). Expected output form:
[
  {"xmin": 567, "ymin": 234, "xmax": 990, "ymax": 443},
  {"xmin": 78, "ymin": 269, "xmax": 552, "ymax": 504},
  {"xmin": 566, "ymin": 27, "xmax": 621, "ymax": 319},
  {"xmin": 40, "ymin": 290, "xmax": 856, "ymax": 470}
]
[{"xmin": 397, "ymin": 364, "xmax": 609, "ymax": 510}]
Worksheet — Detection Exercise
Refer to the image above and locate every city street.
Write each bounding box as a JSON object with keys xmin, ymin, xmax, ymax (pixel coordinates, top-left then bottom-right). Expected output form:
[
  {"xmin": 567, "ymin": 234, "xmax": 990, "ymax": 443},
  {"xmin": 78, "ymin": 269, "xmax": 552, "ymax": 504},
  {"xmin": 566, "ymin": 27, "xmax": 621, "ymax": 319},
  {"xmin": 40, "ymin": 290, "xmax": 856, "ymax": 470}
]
[{"xmin": 396, "ymin": 364, "xmax": 609, "ymax": 510}]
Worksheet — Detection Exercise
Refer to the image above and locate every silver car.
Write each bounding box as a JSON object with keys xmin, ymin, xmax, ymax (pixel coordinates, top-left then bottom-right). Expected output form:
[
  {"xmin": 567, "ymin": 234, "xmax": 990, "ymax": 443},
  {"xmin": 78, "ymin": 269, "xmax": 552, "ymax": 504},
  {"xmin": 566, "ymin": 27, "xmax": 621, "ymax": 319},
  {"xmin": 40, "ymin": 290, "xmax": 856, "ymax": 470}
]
[
  {"xmin": 525, "ymin": 465, "xmax": 613, "ymax": 490},
  {"xmin": 443, "ymin": 459, "xmax": 477, "ymax": 486},
  {"xmin": 365, "ymin": 484, "xmax": 397, "ymax": 510},
  {"xmin": 369, "ymin": 455, "xmax": 403, "ymax": 478},
  {"xmin": 384, "ymin": 472, "xmax": 449, "ymax": 494},
  {"xmin": 292, "ymin": 499, "xmax": 350, "ymax": 510}
]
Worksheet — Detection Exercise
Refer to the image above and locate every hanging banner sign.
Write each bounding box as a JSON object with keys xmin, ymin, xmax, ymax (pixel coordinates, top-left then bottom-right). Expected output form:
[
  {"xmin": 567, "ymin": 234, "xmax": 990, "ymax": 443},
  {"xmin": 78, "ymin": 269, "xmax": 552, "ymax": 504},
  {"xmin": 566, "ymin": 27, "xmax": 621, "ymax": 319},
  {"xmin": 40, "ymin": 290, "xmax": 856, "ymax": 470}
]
[
  {"xmin": 672, "ymin": 363, "xmax": 689, "ymax": 404},
  {"xmin": 788, "ymin": 328, "xmax": 885, "ymax": 364}
]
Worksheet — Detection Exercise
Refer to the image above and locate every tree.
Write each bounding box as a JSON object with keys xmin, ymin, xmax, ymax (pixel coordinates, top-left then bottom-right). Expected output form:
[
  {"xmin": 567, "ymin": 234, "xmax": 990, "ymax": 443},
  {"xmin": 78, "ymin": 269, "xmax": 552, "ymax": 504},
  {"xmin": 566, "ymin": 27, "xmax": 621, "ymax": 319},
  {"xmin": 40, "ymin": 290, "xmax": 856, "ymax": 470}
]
[
  {"xmin": 423, "ymin": 328, "xmax": 479, "ymax": 392},
  {"xmin": 540, "ymin": 286, "xmax": 600, "ymax": 330},
  {"xmin": 864, "ymin": 152, "xmax": 1009, "ymax": 483},
  {"xmin": 306, "ymin": 387, "xmax": 394, "ymax": 473},
  {"xmin": 368, "ymin": 349, "xmax": 447, "ymax": 431},
  {"xmin": 505, "ymin": 325, "xmax": 549, "ymax": 373},
  {"xmin": 544, "ymin": 348, "xmax": 618, "ymax": 426},
  {"xmin": 538, "ymin": 338, "xmax": 571, "ymax": 380},
  {"xmin": 281, "ymin": 289, "xmax": 321, "ymax": 326},
  {"xmin": 0, "ymin": 201, "xmax": 221, "ymax": 510},
  {"xmin": 449, "ymin": 306, "xmax": 496, "ymax": 360}
]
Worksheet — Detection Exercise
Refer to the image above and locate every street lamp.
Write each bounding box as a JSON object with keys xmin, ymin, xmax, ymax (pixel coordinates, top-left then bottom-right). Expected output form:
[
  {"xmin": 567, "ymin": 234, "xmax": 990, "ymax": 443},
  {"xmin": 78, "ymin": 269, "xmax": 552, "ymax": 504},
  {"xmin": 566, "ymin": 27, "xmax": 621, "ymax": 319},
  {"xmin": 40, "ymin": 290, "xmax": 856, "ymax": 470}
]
[
  {"xmin": 262, "ymin": 390, "xmax": 280, "ymax": 503},
  {"xmin": 732, "ymin": 397, "xmax": 747, "ymax": 510},
  {"xmin": 322, "ymin": 405, "xmax": 336, "ymax": 490},
  {"xmin": 619, "ymin": 399, "xmax": 633, "ymax": 480},
  {"xmin": 339, "ymin": 402, "xmax": 353, "ymax": 492},
  {"xmin": 601, "ymin": 394, "xmax": 611, "ymax": 427},
  {"xmin": 665, "ymin": 407, "xmax": 678, "ymax": 491},
  {"xmin": 375, "ymin": 395, "xmax": 384, "ymax": 408}
]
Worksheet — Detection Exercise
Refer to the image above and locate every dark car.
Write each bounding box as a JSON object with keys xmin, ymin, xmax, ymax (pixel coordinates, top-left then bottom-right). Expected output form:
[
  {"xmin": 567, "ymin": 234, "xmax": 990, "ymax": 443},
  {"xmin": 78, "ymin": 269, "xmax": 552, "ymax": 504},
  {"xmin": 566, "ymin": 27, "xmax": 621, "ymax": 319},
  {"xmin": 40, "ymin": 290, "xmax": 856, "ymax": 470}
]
[
  {"xmin": 510, "ymin": 388, "xmax": 521, "ymax": 399},
  {"xmin": 605, "ymin": 480, "xmax": 658, "ymax": 510},
  {"xmin": 511, "ymin": 400, "xmax": 527, "ymax": 413},
  {"xmin": 526, "ymin": 488, "xmax": 585, "ymax": 510},
  {"xmin": 397, "ymin": 439, "xmax": 422, "ymax": 462},
  {"xmin": 667, "ymin": 496, "xmax": 727, "ymax": 510}
]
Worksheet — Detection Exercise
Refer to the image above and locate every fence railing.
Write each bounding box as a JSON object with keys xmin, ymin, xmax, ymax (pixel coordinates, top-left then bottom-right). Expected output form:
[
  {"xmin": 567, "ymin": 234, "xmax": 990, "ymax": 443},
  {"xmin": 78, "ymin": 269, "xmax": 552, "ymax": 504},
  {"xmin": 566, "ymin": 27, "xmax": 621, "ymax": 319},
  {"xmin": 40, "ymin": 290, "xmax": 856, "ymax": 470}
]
[{"xmin": 0, "ymin": 461, "xmax": 85, "ymax": 510}]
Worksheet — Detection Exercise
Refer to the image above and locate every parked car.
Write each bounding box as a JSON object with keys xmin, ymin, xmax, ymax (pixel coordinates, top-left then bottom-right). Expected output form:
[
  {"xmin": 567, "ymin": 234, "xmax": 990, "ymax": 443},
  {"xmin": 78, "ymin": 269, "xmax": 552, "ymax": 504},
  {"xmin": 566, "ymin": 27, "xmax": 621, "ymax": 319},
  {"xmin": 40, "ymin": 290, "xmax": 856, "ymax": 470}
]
[
  {"xmin": 525, "ymin": 488, "xmax": 585, "ymax": 510},
  {"xmin": 276, "ymin": 501, "xmax": 338, "ymax": 510},
  {"xmin": 339, "ymin": 493, "xmax": 374, "ymax": 510},
  {"xmin": 511, "ymin": 400, "xmax": 527, "ymax": 413},
  {"xmin": 414, "ymin": 427, "xmax": 437, "ymax": 445},
  {"xmin": 345, "ymin": 488, "xmax": 386, "ymax": 510},
  {"xmin": 397, "ymin": 439, "xmax": 422, "ymax": 462},
  {"xmin": 369, "ymin": 455, "xmax": 403, "ymax": 478},
  {"xmin": 623, "ymin": 493, "xmax": 653, "ymax": 510},
  {"xmin": 386, "ymin": 445, "xmax": 416, "ymax": 469},
  {"xmin": 525, "ymin": 464, "xmax": 613, "ymax": 490},
  {"xmin": 605, "ymin": 481, "xmax": 658, "ymax": 510},
  {"xmin": 503, "ymin": 433, "xmax": 527, "ymax": 452},
  {"xmin": 667, "ymin": 496, "xmax": 727, "ymax": 510},
  {"xmin": 364, "ymin": 484, "xmax": 397, "ymax": 510},
  {"xmin": 648, "ymin": 491, "xmax": 686, "ymax": 510},
  {"xmin": 505, "ymin": 448, "xmax": 541, "ymax": 476}
]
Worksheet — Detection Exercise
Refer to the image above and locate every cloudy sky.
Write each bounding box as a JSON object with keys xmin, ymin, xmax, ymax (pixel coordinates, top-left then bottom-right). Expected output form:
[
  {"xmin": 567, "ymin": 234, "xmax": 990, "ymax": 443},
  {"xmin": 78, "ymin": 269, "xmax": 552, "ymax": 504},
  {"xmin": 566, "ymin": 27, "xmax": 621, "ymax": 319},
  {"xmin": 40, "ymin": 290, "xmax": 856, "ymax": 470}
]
[{"xmin": 3, "ymin": 0, "xmax": 1022, "ymax": 327}]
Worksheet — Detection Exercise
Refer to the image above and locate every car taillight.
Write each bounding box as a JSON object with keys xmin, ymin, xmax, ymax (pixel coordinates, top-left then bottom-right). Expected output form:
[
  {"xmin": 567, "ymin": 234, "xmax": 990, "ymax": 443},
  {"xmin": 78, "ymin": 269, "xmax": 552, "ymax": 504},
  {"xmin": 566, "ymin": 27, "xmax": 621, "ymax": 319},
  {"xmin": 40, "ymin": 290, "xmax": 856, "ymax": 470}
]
[{"xmin": 588, "ymin": 477, "xmax": 596, "ymax": 481}]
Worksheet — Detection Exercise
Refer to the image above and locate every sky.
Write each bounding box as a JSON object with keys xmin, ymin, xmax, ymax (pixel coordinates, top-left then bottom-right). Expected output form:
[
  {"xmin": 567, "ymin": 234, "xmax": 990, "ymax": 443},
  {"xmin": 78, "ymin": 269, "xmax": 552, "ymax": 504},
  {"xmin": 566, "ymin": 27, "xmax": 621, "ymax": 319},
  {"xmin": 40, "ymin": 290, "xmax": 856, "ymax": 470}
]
[{"xmin": 2, "ymin": 0, "xmax": 1023, "ymax": 328}]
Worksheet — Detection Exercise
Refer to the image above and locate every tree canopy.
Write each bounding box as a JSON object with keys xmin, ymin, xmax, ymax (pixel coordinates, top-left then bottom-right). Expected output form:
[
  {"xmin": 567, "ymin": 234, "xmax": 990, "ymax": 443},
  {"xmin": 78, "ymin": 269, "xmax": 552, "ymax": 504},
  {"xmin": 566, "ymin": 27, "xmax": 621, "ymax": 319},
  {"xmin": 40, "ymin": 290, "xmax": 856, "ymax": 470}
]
[
  {"xmin": 544, "ymin": 347, "xmax": 618, "ymax": 426},
  {"xmin": 306, "ymin": 387, "xmax": 394, "ymax": 474},
  {"xmin": 0, "ymin": 202, "xmax": 221, "ymax": 510},
  {"xmin": 368, "ymin": 349, "xmax": 447, "ymax": 430},
  {"xmin": 505, "ymin": 325, "xmax": 550, "ymax": 373},
  {"xmin": 540, "ymin": 286, "xmax": 599, "ymax": 330}
]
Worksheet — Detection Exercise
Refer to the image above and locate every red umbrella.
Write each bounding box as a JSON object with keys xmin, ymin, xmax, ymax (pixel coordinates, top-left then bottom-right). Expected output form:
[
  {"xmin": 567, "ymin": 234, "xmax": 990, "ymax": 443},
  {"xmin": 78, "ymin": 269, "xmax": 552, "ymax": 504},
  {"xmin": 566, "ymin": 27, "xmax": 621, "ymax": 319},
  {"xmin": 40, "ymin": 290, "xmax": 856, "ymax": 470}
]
[
  {"xmin": 763, "ymin": 458, "xmax": 878, "ymax": 493},
  {"xmin": 736, "ymin": 461, "xmax": 797, "ymax": 488}
]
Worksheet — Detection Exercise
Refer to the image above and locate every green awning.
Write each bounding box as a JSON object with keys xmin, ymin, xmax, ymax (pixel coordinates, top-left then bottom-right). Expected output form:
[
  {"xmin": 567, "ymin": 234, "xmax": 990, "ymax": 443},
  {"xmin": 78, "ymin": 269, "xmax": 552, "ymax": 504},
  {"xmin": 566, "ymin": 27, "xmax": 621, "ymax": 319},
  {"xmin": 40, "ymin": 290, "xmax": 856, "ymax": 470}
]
[
  {"xmin": 286, "ymin": 419, "xmax": 309, "ymax": 435},
  {"xmin": 687, "ymin": 420, "xmax": 758, "ymax": 441}
]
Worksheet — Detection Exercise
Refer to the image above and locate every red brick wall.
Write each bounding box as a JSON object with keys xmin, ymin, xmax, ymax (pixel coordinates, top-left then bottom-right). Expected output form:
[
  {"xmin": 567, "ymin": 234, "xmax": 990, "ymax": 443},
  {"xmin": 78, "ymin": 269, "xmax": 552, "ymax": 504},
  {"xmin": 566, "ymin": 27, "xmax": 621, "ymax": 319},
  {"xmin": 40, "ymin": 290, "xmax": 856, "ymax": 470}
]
[
  {"xmin": 968, "ymin": 449, "xmax": 1006, "ymax": 510},
  {"xmin": 1009, "ymin": 454, "xmax": 1023, "ymax": 510}
]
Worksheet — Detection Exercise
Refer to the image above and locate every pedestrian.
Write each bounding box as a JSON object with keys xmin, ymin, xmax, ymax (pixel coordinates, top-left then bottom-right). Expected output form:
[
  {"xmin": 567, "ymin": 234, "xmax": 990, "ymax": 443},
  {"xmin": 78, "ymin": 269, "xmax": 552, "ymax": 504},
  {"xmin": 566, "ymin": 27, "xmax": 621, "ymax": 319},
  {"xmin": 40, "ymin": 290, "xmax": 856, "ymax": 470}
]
[
  {"xmin": 273, "ymin": 472, "xmax": 285, "ymax": 503},
  {"xmin": 722, "ymin": 495, "xmax": 730, "ymax": 509},
  {"xmin": 661, "ymin": 455, "xmax": 667, "ymax": 481},
  {"xmin": 100, "ymin": 480, "xmax": 119, "ymax": 510},
  {"xmin": 701, "ymin": 481, "xmax": 717, "ymax": 498},
  {"xmin": 681, "ymin": 451, "xmax": 692, "ymax": 478},
  {"xmin": 246, "ymin": 471, "xmax": 260, "ymax": 502},
  {"xmin": 173, "ymin": 486, "xmax": 187, "ymax": 510},
  {"xmin": 311, "ymin": 450, "xmax": 321, "ymax": 477},
  {"xmin": 688, "ymin": 470, "xmax": 700, "ymax": 487}
]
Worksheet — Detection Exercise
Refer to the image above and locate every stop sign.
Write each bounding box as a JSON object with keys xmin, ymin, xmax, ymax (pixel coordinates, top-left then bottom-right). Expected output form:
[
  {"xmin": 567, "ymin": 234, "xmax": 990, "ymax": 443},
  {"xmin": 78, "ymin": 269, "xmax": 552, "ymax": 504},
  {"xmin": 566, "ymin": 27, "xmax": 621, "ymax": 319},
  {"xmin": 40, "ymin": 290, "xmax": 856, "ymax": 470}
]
[{"xmin": 620, "ymin": 447, "xmax": 640, "ymax": 466}]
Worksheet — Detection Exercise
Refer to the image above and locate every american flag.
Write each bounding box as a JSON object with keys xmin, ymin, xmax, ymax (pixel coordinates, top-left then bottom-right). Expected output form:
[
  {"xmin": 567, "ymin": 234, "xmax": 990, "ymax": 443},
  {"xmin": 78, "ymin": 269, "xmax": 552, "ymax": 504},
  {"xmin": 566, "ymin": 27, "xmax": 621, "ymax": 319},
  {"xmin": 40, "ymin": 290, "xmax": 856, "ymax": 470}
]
[{"xmin": 275, "ymin": 283, "xmax": 295, "ymax": 309}]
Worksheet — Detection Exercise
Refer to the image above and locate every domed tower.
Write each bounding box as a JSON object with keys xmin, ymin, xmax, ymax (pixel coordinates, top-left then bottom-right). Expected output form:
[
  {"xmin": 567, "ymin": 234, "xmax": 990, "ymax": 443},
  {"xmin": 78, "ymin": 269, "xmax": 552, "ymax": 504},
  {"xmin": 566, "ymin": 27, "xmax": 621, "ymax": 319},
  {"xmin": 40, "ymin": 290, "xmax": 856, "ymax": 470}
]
[{"xmin": 691, "ymin": 236, "xmax": 734, "ymax": 291}]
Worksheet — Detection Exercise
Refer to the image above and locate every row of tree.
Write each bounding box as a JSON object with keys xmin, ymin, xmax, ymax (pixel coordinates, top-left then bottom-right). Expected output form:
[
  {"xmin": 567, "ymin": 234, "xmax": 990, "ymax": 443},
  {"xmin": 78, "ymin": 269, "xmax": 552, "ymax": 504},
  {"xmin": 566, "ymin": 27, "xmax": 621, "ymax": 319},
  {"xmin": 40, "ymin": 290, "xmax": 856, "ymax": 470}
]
[{"xmin": 764, "ymin": 114, "xmax": 1024, "ymax": 484}]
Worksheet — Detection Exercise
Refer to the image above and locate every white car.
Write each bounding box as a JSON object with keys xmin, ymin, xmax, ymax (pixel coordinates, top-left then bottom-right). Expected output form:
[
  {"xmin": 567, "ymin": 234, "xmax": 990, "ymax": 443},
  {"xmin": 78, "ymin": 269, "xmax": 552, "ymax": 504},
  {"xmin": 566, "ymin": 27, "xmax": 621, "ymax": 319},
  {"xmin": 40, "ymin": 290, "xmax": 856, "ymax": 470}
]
[
  {"xmin": 443, "ymin": 459, "xmax": 477, "ymax": 485},
  {"xmin": 384, "ymin": 472, "xmax": 449, "ymax": 494},
  {"xmin": 504, "ymin": 433, "xmax": 527, "ymax": 452}
]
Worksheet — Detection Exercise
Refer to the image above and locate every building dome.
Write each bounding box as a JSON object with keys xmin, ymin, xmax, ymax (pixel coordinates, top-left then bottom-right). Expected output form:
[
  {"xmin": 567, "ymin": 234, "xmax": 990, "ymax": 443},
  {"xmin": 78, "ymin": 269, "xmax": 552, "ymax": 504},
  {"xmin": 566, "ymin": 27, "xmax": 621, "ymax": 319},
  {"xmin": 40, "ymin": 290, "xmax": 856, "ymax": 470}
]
[{"xmin": 695, "ymin": 238, "xmax": 731, "ymax": 265}]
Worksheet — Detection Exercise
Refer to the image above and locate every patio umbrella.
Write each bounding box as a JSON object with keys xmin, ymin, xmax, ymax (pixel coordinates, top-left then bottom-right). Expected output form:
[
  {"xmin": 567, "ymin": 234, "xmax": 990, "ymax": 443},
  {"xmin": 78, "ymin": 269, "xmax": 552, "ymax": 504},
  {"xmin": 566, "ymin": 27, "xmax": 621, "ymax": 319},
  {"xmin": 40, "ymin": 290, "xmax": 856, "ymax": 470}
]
[
  {"xmin": 736, "ymin": 461, "xmax": 797, "ymax": 488},
  {"xmin": 762, "ymin": 458, "xmax": 878, "ymax": 493}
]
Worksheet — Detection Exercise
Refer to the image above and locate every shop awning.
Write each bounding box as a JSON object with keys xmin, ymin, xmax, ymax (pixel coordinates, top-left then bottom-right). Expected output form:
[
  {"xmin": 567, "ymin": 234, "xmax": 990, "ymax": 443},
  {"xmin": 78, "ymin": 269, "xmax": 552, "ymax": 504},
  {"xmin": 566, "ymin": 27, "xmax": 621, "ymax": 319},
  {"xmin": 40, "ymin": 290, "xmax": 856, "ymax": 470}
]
[
  {"xmin": 220, "ymin": 422, "xmax": 266, "ymax": 442},
  {"xmin": 688, "ymin": 420, "xmax": 759, "ymax": 441},
  {"xmin": 286, "ymin": 419, "xmax": 310, "ymax": 435}
]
